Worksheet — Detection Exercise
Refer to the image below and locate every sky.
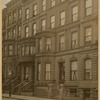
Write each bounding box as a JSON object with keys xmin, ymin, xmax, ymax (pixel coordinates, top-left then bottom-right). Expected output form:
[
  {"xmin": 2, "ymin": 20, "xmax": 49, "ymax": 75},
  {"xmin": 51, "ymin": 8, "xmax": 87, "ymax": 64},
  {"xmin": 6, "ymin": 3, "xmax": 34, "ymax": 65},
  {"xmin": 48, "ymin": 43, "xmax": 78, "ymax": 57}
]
[{"xmin": 2, "ymin": 0, "xmax": 11, "ymax": 8}]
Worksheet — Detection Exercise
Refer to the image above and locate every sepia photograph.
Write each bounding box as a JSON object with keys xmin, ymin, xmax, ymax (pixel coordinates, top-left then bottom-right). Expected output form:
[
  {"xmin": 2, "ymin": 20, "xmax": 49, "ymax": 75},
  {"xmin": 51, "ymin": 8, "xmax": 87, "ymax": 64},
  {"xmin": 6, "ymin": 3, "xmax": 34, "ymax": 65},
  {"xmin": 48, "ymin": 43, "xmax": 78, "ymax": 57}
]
[{"xmin": 2, "ymin": 0, "xmax": 98, "ymax": 100}]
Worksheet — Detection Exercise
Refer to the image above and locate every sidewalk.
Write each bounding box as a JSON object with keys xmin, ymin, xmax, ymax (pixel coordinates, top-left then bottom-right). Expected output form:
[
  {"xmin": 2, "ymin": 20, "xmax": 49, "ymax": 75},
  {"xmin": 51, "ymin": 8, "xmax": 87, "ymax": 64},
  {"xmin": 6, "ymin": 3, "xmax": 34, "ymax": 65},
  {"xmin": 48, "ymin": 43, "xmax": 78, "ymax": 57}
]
[{"xmin": 2, "ymin": 94, "xmax": 55, "ymax": 100}]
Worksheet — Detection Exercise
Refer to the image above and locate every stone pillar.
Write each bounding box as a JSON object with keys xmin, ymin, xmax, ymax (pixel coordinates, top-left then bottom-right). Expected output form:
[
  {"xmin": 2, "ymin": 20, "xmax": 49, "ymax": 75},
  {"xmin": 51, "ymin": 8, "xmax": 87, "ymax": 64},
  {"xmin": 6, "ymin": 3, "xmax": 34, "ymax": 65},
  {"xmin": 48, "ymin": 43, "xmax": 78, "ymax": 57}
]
[
  {"xmin": 48, "ymin": 84, "xmax": 53, "ymax": 98},
  {"xmin": 59, "ymin": 84, "xmax": 64, "ymax": 100},
  {"xmin": 79, "ymin": 89, "xmax": 84, "ymax": 100}
]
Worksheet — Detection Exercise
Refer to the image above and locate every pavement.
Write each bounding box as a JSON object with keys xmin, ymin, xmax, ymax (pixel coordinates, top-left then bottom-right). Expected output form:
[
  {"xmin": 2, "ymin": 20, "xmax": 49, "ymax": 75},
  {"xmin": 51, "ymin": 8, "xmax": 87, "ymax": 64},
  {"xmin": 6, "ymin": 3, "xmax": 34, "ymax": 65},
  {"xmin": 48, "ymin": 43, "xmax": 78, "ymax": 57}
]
[{"xmin": 2, "ymin": 94, "xmax": 55, "ymax": 100}]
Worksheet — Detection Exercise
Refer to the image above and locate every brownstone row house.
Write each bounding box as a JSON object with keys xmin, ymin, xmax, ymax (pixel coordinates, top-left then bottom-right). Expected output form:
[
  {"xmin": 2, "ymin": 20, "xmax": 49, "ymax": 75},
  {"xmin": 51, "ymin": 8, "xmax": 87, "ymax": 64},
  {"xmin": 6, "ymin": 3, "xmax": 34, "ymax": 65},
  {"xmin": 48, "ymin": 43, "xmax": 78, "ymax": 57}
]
[{"xmin": 2, "ymin": 0, "xmax": 98, "ymax": 100}]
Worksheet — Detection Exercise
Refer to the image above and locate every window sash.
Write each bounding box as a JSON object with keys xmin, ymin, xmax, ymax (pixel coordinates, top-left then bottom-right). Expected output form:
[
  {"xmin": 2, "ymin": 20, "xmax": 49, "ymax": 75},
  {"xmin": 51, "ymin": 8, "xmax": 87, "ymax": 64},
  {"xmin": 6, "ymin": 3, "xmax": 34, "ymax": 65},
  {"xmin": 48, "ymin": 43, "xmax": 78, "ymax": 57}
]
[
  {"xmin": 33, "ymin": 4, "xmax": 37, "ymax": 16},
  {"xmin": 33, "ymin": 23, "xmax": 37, "ymax": 35},
  {"xmin": 18, "ymin": 9, "xmax": 22, "ymax": 19},
  {"xmin": 25, "ymin": 46, "xmax": 30, "ymax": 55},
  {"xmin": 51, "ymin": 0, "xmax": 55, "ymax": 7},
  {"xmin": 8, "ymin": 45, "xmax": 13, "ymax": 56},
  {"xmin": 26, "ymin": 9, "xmax": 29, "ymax": 19},
  {"xmin": 25, "ymin": 27, "xmax": 29, "ymax": 37},
  {"xmin": 37, "ymin": 64, "xmax": 41, "ymax": 80},
  {"xmin": 51, "ymin": 16, "xmax": 55, "ymax": 28},
  {"xmin": 42, "ymin": 0, "xmax": 46, "ymax": 11},
  {"xmin": 42, "ymin": 20, "xmax": 46, "ymax": 30},
  {"xmin": 12, "ymin": 28, "xmax": 16, "ymax": 38},
  {"xmin": 18, "ymin": 26, "xmax": 21, "ymax": 37}
]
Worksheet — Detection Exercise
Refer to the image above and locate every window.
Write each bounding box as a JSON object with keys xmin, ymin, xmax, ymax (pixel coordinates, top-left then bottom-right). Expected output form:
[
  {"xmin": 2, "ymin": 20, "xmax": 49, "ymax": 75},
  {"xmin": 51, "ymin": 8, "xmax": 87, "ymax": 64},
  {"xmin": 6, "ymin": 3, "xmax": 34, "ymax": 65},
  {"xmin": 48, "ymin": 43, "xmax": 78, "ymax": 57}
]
[
  {"xmin": 59, "ymin": 62, "xmax": 65, "ymax": 83},
  {"xmin": 42, "ymin": 0, "xmax": 46, "ymax": 11},
  {"xmin": 50, "ymin": 15, "xmax": 55, "ymax": 29},
  {"xmin": 30, "ymin": 45, "xmax": 35, "ymax": 55},
  {"xmin": 46, "ymin": 38, "xmax": 51, "ymax": 52},
  {"xmin": 60, "ymin": 0, "xmax": 65, "ymax": 2},
  {"xmin": 18, "ymin": 26, "xmax": 21, "ymax": 37},
  {"xmin": 69, "ymin": 89, "xmax": 78, "ymax": 97},
  {"xmin": 21, "ymin": 45, "xmax": 25, "ymax": 56},
  {"xmin": 25, "ymin": 26, "xmax": 29, "ymax": 37},
  {"xmin": 60, "ymin": 11, "xmax": 65, "ymax": 26},
  {"xmin": 85, "ymin": 0, "xmax": 92, "ymax": 16},
  {"xmin": 33, "ymin": 4, "xmax": 37, "ymax": 16},
  {"xmin": 72, "ymin": 31, "xmax": 78, "ymax": 49},
  {"xmin": 37, "ymin": 63, "xmax": 41, "ymax": 80},
  {"xmin": 17, "ymin": 44, "xmax": 20, "ymax": 56},
  {"xmin": 8, "ymin": 14, "xmax": 11, "ymax": 25},
  {"xmin": 13, "ymin": 12, "xmax": 16, "ymax": 22},
  {"xmin": 24, "ymin": 67, "xmax": 29, "ymax": 80},
  {"xmin": 45, "ymin": 63, "xmax": 51, "ymax": 80},
  {"xmin": 8, "ymin": 45, "xmax": 13, "ymax": 56},
  {"xmin": 85, "ymin": 59, "xmax": 92, "ymax": 80},
  {"xmin": 32, "ymin": 23, "xmax": 37, "ymax": 35},
  {"xmin": 18, "ymin": 8, "xmax": 22, "ymax": 19},
  {"xmin": 72, "ymin": 6, "xmax": 78, "ymax": 21},
  {"xmin": 51, "ymin": 0, "xmax": 55, "ymax": 7},
  {"xmin": 71, "ymin": 61, "xmax": 78, "ymax": 80},
  {"xmin": 85, "ymin": 27, "xmax": 92, "ymax": 44},
  {"xmin": 84, "ymin": 89, "xmax": 91, "ymax": 99},
  {"xmin": 25, "ymin": 8, "xmax": 29, "ymax": 19},
  {"xmin": 25, "ymin": 45, "xmax": 29, "ymax": 55},
  {"xmin": 39, "ymin": 38, "xmax": 42, "ymax": 52},
  {"xmin": 7, "ymin": 30, "xmax": 12, "ymax": 39},
  {"xmin": 12, "ymin": 28, "xmax": 16, "ymax": 39},
  {"xmin": 41, "ymin": 19, "xmax": 46, "ymax": 30},
  {"xmin": 59, "ymin": 35, "xmax": 65, "ymax": 51},
  {"xmin": 4, "ymin": 45, "xmax": 7, "ymax": 56}
]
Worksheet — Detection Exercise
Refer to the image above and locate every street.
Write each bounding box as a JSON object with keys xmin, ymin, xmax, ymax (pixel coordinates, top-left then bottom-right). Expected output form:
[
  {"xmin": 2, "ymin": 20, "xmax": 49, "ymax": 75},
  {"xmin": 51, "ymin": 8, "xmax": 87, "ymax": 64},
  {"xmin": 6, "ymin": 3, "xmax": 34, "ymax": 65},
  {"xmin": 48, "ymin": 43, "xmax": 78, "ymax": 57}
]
[{"xmin": 2, "ymin": 97, "xmax": 20, "ymax": 100}]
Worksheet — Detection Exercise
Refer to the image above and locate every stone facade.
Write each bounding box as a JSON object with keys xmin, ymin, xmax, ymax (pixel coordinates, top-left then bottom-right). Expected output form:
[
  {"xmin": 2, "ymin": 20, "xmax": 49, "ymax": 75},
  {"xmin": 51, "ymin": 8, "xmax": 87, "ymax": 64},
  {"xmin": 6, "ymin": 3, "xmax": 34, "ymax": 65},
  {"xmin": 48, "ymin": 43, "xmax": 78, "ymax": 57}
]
[{"xmin": 2, "ymin": 0, "xmax": 98, "ymax": 100}]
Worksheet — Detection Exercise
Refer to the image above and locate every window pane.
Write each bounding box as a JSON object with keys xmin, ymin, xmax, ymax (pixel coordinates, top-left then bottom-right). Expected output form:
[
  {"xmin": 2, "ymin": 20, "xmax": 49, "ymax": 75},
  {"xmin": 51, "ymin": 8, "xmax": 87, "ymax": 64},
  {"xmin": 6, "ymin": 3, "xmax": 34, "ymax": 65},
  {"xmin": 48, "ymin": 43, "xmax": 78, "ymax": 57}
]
[
  {"xmin": 86, "ymin": 0, "xmax": 92, "ymax": 8},
  {"xmin": 73, "ymin": 6, "xmax": 78, "ymax": 14}
]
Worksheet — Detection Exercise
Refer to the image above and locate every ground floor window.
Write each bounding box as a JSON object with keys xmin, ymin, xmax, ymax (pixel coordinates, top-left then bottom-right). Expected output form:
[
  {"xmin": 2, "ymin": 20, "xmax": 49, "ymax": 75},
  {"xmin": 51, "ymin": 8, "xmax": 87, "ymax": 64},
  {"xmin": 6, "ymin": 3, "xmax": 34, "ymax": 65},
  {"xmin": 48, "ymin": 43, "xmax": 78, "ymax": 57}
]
[
  {"xmin": 69, "ymin": 89, "xmax": 78, "ymax": 97},
  {"xmin": 84, "ymin": 89, "xmax": 91, "ymax": 99}
]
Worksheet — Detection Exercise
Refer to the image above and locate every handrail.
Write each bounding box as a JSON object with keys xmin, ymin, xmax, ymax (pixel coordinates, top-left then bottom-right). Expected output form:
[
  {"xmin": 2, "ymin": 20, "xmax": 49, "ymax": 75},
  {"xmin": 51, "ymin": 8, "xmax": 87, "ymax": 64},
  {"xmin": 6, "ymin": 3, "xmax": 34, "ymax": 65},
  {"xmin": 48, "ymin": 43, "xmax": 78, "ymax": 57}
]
[{"xmin": 21, "ymin": 80, "xmax": 33, "ymax": 89}]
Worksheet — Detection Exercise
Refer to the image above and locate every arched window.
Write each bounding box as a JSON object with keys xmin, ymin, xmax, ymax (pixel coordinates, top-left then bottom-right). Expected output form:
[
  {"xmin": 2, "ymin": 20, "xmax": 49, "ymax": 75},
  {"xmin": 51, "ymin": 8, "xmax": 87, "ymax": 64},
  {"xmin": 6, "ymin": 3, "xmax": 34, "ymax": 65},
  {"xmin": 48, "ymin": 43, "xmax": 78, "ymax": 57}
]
[{"xmin": 85, "ymin": 59, "xmax": 92, "ymax": 80}]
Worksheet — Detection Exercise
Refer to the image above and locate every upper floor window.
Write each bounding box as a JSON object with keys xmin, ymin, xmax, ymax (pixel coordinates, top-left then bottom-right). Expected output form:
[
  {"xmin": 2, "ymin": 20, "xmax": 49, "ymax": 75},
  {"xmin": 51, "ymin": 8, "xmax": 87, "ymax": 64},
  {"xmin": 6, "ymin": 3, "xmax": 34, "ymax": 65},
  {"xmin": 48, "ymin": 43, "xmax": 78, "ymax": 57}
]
[
  {"xmin": 33, "ymin": 4, "xmax": 37, "ymax": 16},
  {"xmin": 72, "ymin": 6, "xmax": 78, "ymax": 22},
  {"xmin": 13, "ymin": 11, "xmax": 16, "ymax": 22},
  {"xmin": 50, "ymin": 15, "xmax": 55, "ymax": 29},
  {"xmin": 39, "ymin": 38, "xmax": 42, "ymax": 52},
  {"xmin": 71, "ymin": 31, "xmax": 78, "ymax": 49},
  {"xmin": 7, "ymin": 30, "xmax": 12, "ymax": 39},
  {"xmin": 51, "ymin": 0, "xmax": 55, "ymax": 7},
  {"xmin": 37, "ymin": 63, "xmax": 41, "ymax": 80},
  {"xmin": 4, "ymin": 45, "xmax": 7, "ymax": 56},
  {"xmin": 85, "ymin": 27, "xmax": 92, "ymax": 44},
  {"xmin": 25, "ymin": 8, "xmax": 29, "ymax": 19},
  {"xmin": 8, "ymin": 45, "xmax": 13, "ymax": 56},
  {"xmin": 32, "ymin": 23, "xmax": 37, "ymax": 35},
  {"xmin": 25, "ymin": 45, "xmax": 30, "ymax": 55},
  {"xmin": 30, "ymin": 45, "xmax": 35, "ymax": 55},
  {"xmin": 71, "ymin": 61, "xmax": 78, "ymax": 81},
  {"xmin": 21, "ymin": 44, "xmax": 25, "ymax": 56},
  {"xmin": 59, "ymin": 35, "xmax": 65, "ymax": 51},
  {"xmin": 12, "ymin": 28, "xmax": 16, "ymax": 39},
  {"xmin": 18, "ymin": 26, "xmax": 21, "ymax": 37},
  {"xmin": 60, "ymin": 11, "xmax": 65, "ymax": 26},
  {"xmin": 8, "ymin": 14, "xmax": 11, "ymax": 25},
  {"xmin": 41, "ymin": 19, "xmax": 46, "ymax": 30},
  {"xmin": 85, "ymin": 0, "xmax": 92, "ymax": 16},
  {"xmin": 46, "ymin": 38, "xmax": 51, "ymax": 52},
  {"xmin": 45, "ymin": 63, "xmax": 51, "ymax": 80},
  {"xmin": 25, "ymin": 26, "xmax": 29, "ymax": 38},
  {"xmin": 42, "ymin": 0, "xmax": 46, "ymax": 11},
  {"xmin": 18, "ymin": 8, "xmax": 22, "ymax": 19},
  {"xmin": 85, "ymin": 59, "xmax": 92, "ymax": 80}
]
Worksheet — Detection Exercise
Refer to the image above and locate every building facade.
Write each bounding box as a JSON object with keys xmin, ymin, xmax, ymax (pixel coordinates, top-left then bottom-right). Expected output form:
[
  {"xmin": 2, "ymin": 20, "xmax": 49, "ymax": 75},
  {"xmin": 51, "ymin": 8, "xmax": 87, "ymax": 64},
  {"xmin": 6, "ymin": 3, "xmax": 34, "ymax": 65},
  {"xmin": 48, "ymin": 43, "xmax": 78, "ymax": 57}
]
[{"xmin": 2, "ymin": 0, "xmax": 98, "ymax": 100}]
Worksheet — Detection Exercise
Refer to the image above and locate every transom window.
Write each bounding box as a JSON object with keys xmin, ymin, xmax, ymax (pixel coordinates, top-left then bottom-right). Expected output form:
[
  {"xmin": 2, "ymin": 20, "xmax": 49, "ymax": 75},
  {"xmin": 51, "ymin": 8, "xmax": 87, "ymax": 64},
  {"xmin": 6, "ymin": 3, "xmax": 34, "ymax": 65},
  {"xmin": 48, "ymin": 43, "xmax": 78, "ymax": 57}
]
[
  {"xmin": 25, "ymin": 8, "xmax": 29, "ymax": 19},
  {"xmin": 72, "ymin": 6, "xmax": 78, "ymax": 21},
  {"xmin": 59, "ymin": 35, "xmax": 65, "ymax": 51},
  {"xmin": 72, "ymin": 31, "xmax": 78, "ymax": 49},
  {"xmin": 85, "ymin": 59, "xmax": 92, "ymax": 80},
  {"xmin": 37, "ymin": 63, "xmax": 41, "ymax": 80},
  {"xmin": 85, "ymin": 27, "xmax": 92, "ymax": 44},
  {"xmin": 50, "ymin": 15, "xmax": 55, "ymax": 29},
  {"xmin": 46, "ymin": 38, "xmax": 51, "ymax": 52},
  {"xmin": 41, "ymin": 19, "xmax": 46, "ymax": 30},
  {"xmin": 25, "ymin": 26, "xmax": 29, "ymax": 38},
  {"xmin": 45, "ymin": 63, "xmax": 51, "ymax": 80},
  {"xmin": 85, "ymin": 0, "xmax": 92, "ymax": 16},
  {"xmin": 51, "ymin": 0, "xmax": 55, "ymax": 7},
  {"xmin": 71, "ymin": 61, "xmax": 78, "ymax": 81},
  {"xmin": 33, "ymin": 23, "xmax": 37, "ymax": 35},
  {"xmin": 60, "ymin": 11, "xmax": 65, "ymax": 26},
  {"xmin": 42, "ymin": 0, "xmax": 46, "ymax": 11},
  {"xmin": 33, "ymin": 4, "xmax": 37, "ymax": 16}
]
